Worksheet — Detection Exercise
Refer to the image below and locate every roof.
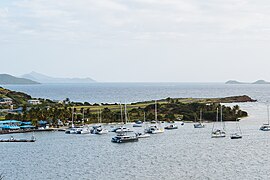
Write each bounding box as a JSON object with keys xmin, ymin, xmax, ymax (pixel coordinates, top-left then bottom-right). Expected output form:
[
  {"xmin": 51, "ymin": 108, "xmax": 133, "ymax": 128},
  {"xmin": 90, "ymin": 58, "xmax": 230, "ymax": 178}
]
[
  {"xmin": 20, "ymin": 125, "xmax": 35, "ymax": 129},
  {"xmin": 0, "ymin": 120, "xmax": 21, "ymax": 124},
  {"xmin": 21, "ymin": 122, "xmax": 32, "ymax": 125}
]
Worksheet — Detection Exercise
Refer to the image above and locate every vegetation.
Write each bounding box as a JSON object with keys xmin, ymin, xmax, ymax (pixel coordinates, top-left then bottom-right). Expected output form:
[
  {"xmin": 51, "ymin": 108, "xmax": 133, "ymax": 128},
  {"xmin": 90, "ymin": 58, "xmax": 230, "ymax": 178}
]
[{"xmin": 0, "ymin": 87, "xmax": 252, "ymax": 127}]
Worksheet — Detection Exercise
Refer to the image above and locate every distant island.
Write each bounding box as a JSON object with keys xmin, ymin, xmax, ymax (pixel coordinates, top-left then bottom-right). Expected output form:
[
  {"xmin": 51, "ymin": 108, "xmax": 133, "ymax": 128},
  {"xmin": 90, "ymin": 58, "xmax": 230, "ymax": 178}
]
[
  {"xmin": 226, "ymin": 80, "xmax": 270, "ymax": 84},
  {"xmin": 0, "ymin": 74, "xmax": 40, "ymax": 85},
  {"xmin": 21, "ymin": 71, "xmax": 96, "ymax": 84}
]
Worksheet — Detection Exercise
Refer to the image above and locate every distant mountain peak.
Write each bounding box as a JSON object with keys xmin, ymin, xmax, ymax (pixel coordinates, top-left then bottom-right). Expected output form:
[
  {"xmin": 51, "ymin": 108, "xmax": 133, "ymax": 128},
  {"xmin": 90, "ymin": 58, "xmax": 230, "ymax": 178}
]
[
  {"xmin": 0, "ymin": 74, "xmax": 40, "ymax": 85},
  {"xmin": 226, "ymin": 79, "xmax": 270, "ymax": 85},
  {"xmin": 21, "ymin": 72, "xmax": 96, "ymax": 83},
  {"xmin": 252, "ymin": 80, "xmax": 270, "ymax": 84}
]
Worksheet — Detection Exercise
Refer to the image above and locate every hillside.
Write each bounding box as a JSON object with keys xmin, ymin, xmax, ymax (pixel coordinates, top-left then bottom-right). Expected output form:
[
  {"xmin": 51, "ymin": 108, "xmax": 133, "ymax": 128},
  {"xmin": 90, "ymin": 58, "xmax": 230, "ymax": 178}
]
[
  {"xmin": 0, "ymin": 74, "xmax": 40, "ymax": 85},
  {"xmin": 0, "ymin": 86, "xmax": 32, "ymax": 105},
  {"xmin": 22, "ymin": 71, "xmax": 96, "ymax": 83}
]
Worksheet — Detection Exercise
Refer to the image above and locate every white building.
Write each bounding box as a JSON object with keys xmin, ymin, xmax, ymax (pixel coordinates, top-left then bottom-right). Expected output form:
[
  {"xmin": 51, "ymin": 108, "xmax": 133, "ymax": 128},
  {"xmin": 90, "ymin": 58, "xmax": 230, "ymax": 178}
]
[
  {"xmin": 0, "ymin": 98, "xmax": 13, "ymax": 105},
  {"xmin": 28, "ymin": 99, "xmax": 41, "ymax": 105}
]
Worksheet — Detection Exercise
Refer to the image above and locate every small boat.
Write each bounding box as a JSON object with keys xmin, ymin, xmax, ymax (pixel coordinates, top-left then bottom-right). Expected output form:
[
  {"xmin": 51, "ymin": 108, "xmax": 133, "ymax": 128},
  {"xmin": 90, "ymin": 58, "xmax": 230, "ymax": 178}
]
[
  {"xmin": 133, "ymin": 121, "xmax": 143, "ymax": 127},
  {"xmin": 194, "ymin": 109, "xmax": 205, "ymax": 128},
  {"xmin": 135, "ymin": 132, "xmax": 150, "ymax": 138},
  {"xmin": 211, "ymin": 107, "xmax": 226, "ymax": 138},
  {"xmin": 111, "ymin": 127, "xmax": 139, "ymax": 143},
  {"xmin": 76, "ymin": 126, "xmax": 90, "ymax": 134},
  {"xmin": 260, "ymin": 104, "xmax": 270, "ymax": 131},
  {"xmin": 212, "ymin": 129, "xmax": 226, "ymax": 138},
  {"xmin": 145, "ymin": 124, "xmax": 164, "ymax": 134},
  {"xmin": 260, "ymin": 124, "xmax": 270, "ymax": 131},
  {"xmin": 92, "ymin": 125, "xmax": 109, "ymax": 134},
  {"xmin": 115, "ymin": 126, "xmax": 132, "ymax": 133},
  {"xmin": 0, "ymin": 135, "xmax": 36, "ymax": 142},
  {"xmin": 165, "ymin": 124, "xmax": 178, "ymax": 130},
  {"xmin": 65, "ymin": 127, "xmax": 78, "ymax": 134},
  {"xmin": 230, "ymin": 133, "xmax": 242, "ymax": 139}
]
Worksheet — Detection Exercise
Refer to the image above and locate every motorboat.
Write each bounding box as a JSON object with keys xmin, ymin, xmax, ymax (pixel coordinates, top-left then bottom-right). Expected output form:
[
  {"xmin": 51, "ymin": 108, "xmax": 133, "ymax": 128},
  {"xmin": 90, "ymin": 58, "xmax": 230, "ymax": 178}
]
[
  {"xmin": 92, "ymin": 125, "xmax": 108, "ymax": 134},
  {"xmin": 133, "ymin": 121, "xmax": 143, "ymax": 127},
  {"xmin": 135, "ymin": 132, "xmax": 150, "ymax": 138},
  {"xmin": 230, "ymin": 133, "xmax": 242, "ymax": 139},
  {"xmin": 260, "ymin": 124, "xmax": 270, "ymax": 131},
  {"xmin": 212, "ymin": 129, "xmax": 226, "ymax": 138},
  {"xmin": 145, "ymin": 124, "xmax": 164, "ymax": 134},
  {"xmin": 111, "ymin": 127, "xmax": 138, "ymax": 143},
  {"xmin": 76, "ymin": 126, "xmax": 90, "ymax": 134},
  {"xmin": 165, "ymin": 124, "xmax": 178, "ymax": 130}
]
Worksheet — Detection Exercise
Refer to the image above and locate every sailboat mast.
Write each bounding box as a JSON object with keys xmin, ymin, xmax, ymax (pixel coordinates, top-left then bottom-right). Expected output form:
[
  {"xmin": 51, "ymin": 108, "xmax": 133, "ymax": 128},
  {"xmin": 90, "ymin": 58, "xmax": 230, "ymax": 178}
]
[
  {"xmin": 220, "ymin": 106, "xmax": 223, "ymax": 123},
  {"xmin": 72, "ymin": 107, "xmax": 74, "ymax": 128},
  {"xmin": 100, "ymin": 109, "xmax": 102, "ymax": 123},
  {"xmin": 200, "ymin": 109, "xmax": 202, "ymax": 123},
  {"xmin": 144, "ymin": 112, "xmax": 146, "ymax": 123},
  {"xmin": 120, "ymin": 103, "xmax": 123, "ymax": 124},
  {"xmin": 267, "ymin": 104, "xmax": 270, "ymax": 125},
  {"xmin": 155, "ymin": 100, "xmax": 157, "ymax": 122},
  {"xmin": 125, "ymin": 104, "xmax": 128, "ymax": 124}
]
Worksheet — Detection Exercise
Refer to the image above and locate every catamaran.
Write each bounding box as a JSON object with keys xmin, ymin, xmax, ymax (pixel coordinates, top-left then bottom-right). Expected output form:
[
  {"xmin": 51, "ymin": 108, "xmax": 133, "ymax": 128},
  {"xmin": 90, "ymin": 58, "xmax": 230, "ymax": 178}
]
[
  {"xmin": 92, "ymin": 109, "xmax": 108, "ymax": 135},
  {"xmin": 260, "ymin": 104, "xmax": 270, "ymax": 131},
  {"xmin": 194, "ymin": 109, "xmax": 205, "ymax": 128},
  {"xmin": 211, "ymin": 107, "xmax": 226, "ymax": 138},
  {"xmin": 145, "ymin": 101, "xmax": 164, "ymax": 134}
]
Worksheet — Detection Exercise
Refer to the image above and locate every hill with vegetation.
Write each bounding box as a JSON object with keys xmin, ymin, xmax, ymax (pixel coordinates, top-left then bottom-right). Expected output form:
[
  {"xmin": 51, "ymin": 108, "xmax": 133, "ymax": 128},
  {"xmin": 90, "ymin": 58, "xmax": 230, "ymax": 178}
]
[
  {"xmin": 0, "ymin": 86, "xmax": 255, "ymax": 126},
  {"xmin": 0, "ymin": 74, "xmax": 40, "ymax": 85}
]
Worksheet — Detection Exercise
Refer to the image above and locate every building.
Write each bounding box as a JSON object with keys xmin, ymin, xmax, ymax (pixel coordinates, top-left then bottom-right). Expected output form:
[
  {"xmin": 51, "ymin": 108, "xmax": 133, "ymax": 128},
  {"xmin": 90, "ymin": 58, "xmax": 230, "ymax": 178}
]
[
  {"xmin": 28, "ymin": 99, "xmax": 41, "ymax": 105},
  {"xmin": 0, "ymin": 120, "xmax": 21, "ymax": 131},
  {"xmin": 0, "ymin": 97, "xmax": 13, "ymax": 105}
]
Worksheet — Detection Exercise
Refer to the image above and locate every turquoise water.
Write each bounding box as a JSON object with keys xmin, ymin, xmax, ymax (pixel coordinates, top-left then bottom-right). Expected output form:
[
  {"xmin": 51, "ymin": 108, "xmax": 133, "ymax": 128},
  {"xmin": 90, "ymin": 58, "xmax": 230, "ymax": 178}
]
[{"xmin": 1, "ymin": 83, "xmax": 270, "ymax": 179}]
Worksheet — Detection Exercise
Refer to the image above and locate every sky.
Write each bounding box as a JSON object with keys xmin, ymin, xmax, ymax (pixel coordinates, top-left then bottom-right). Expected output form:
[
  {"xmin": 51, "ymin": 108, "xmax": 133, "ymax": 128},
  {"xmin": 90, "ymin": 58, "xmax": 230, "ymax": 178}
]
[{"xmin": 1, "ymin": 0, "xmax": 270, "ymax": 82}]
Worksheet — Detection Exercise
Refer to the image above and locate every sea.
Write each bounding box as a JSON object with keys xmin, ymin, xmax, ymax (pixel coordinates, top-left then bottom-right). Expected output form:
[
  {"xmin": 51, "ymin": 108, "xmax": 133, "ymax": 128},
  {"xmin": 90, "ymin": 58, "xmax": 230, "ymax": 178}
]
[{"xmin": 1, "ymin": 83, "xmax": 270, "ymax": 180}]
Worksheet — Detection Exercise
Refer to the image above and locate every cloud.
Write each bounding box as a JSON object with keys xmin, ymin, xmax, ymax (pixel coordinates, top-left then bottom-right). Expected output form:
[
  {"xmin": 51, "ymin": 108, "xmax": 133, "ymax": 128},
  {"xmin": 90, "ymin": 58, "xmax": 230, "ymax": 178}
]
[{"xmin": 1, "ymin": 0, "xmax": 270, "ymax": 43}]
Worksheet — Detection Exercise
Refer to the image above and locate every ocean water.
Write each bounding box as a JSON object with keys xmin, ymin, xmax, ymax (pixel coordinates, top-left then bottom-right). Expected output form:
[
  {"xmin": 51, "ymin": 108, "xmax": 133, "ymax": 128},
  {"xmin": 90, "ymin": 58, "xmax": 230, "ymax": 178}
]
[
  {"xmin": 1, "ymin": 83, "xmax": 270, "ymax": 180},
  {"xmin": 2, "ymin": 83, "xmax": 270, "ymax": 103}
]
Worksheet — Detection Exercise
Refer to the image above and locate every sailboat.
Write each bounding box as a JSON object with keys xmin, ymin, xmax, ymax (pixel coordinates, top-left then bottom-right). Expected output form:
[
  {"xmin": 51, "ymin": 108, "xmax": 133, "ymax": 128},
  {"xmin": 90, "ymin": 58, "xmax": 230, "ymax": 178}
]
[
  {"xmin": 92, "ymin": 109, "xmax": 108, "ymax": 135},
  {"xmin": 115, "ymin": 104, "xmax": 132, "ymax": 133},
  {"xmin": 111, "ymin": 104, "xmax": 139, "ymax": 143},
  {"xmin": 65, "ymin": 107, "xmax": 79, "ymax": 134},
  {"xmin": 136, "ymin": 112, "xmax": 150, "ymax": 138},
  {"xmin": 260, "ymin": 104, "xmax": 270, "ymax": 131},
  {"xmin": 230, "ymin": 117, "xmax": 242, "ymax": 139},
  {"xmin": 145, "ymin": 101, "xmax": 164, "ymax": 134},
  {"xmin": 194, "ymin": 109, "xmax": 205, "ymax": 128},
  {"xmin": 211, "ymin": 107, "xmax": 226, "ymax": 138},
  {"xmin": 76, "ymin": 109, "xmax": 90, "ymax": 134}
]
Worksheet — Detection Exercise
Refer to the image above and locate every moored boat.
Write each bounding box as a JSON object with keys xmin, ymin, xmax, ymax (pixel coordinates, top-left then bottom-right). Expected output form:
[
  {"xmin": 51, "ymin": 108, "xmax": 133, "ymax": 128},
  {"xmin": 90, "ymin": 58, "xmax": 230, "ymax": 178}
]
[{"xmin": 165, "ymin": 124, "xmax": 178, "ymax": 130}]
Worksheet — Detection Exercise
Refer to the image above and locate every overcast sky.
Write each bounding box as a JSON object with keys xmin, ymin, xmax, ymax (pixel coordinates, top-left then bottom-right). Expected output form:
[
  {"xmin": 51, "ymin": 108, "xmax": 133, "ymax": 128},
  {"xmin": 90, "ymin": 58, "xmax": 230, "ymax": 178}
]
[{"xmin": 1, "ymin": 0, "xmax": 270, "ymax": 82}]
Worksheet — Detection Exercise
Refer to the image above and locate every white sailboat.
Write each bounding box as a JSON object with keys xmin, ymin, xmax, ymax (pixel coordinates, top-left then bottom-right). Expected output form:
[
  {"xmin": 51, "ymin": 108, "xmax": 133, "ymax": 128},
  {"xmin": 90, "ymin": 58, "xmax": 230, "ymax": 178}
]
[
  {"xmin": 65, "ymin": 107, "xmax": 79, "ymax": 134},
  {"xmin": 194, "ymin": 109, "xmax": 205, "ymax": 128},
  {"xmin": 260, "ymin": 104, "xmax": 270, "ymax": 131},
  {"xmin": 136, "ymin": 112, "xmax": 150, "ymax": 138},
  {"xmin": 145, "ymin": 101, "xmax": 164, "ymax": 134},
  {"xmin": 230, "ymin": 118, "xmax": 242, "ymax": 139},
  {"xmin": 115, "ymin": 104, "xmax": 132, "ymax": 133},
  {"xmin": 92, "ymin": 109, "xmax": 108, "ymax": 134},
  {"xmin": 211, "ymin": 107, "xmax": 226, "ymax": 138}
]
